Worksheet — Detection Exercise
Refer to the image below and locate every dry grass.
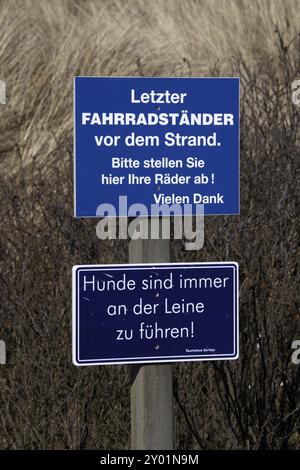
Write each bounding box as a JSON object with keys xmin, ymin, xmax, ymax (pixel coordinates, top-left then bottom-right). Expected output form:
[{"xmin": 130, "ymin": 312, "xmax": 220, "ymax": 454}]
[{"xmin": 1, "ymin": 0, "xmax": 300, "ymax": 173}]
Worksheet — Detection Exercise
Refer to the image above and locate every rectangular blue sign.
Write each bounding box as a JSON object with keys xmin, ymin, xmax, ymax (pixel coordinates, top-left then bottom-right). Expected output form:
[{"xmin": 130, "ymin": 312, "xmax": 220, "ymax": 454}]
[
  {"xmin": 72, "ymin": 262, "xmax": 239, "ymax": 366},
  {"xmin": 74, "ymin": 77, "xmax": 239, "ymax": 217}
]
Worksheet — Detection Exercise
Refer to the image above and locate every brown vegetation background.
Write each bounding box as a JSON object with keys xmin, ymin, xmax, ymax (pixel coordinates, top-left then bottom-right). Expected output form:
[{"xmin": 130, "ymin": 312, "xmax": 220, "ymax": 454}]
[{"xmin": 0, "ymin": 0, "xmax": 299, "ymax": 449}]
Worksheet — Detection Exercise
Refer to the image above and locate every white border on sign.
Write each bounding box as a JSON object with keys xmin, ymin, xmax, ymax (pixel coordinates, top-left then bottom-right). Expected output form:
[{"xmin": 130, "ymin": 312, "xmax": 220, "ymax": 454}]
[{"xmin": 72, "ymin": 261, "xmax": 239, "ymax": 366}]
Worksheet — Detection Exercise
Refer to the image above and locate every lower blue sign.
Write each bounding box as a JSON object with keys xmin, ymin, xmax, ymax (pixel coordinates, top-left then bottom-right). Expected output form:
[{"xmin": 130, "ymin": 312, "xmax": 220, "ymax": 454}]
[{"xmin": 72, "ymin": 262, "xmax": 239, "ymax": 365}]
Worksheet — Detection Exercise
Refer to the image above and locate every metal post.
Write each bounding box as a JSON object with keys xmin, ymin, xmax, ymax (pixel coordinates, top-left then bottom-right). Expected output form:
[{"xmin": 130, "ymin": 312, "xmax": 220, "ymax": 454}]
[
  {"xmin": 0, "ymin": 340, "xmax": 6, "ymax": 364},
  {"xmin": 129, "ymin": 218, "xmax": 173, "ymax": 450}
]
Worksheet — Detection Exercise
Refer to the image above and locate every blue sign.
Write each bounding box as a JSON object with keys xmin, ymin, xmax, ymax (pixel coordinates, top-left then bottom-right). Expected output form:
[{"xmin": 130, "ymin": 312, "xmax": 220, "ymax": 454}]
[
  {"xmin": 74, "ymin": 77, "xmax": 239, "ymax": 217},
  {"xmin": 72, "ymin": 262, "xmax": 239, "ymax": 366}
]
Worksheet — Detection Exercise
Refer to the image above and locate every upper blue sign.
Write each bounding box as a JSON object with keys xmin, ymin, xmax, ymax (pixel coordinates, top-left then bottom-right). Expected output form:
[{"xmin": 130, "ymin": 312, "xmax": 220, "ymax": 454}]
[
  {"xmin": 72, "ymin": 262, "xmax": 239, "ymax": 366},
  {"xmin": 74, "ymin": 77, "xmax": 239, "ymax": 217}
]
